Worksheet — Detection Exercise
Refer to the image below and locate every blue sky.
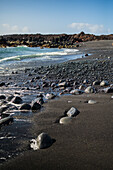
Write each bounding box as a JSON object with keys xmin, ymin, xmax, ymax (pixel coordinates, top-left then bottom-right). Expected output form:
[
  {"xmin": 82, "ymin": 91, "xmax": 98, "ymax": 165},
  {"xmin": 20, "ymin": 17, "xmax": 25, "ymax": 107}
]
[{"xmin": 0, "ymin": 0, "xmax": 112, "ymax": 35}]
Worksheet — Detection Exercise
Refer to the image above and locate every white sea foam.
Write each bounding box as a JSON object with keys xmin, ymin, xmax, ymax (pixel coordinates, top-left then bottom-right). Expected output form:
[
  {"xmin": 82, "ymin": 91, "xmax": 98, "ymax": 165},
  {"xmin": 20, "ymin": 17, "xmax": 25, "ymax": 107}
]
[{"xmin": 0, "ymin": 47, "xmax": 80, "ymax": 63}]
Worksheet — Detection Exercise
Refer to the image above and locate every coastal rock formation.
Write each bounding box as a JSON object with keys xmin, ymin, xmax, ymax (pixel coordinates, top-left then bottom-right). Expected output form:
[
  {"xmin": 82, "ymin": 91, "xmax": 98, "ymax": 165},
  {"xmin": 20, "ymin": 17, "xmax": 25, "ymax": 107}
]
[{"xmin": 1, "ymin": 32, "xmax": 113, "ymax": 48}]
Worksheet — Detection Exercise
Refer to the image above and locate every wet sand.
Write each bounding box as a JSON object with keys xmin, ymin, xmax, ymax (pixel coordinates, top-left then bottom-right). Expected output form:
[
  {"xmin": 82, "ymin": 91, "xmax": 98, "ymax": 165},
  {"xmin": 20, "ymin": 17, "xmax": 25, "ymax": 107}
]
[{"xmin": 0, "ymin": 40, "xmax": 113, "ymax": 170}]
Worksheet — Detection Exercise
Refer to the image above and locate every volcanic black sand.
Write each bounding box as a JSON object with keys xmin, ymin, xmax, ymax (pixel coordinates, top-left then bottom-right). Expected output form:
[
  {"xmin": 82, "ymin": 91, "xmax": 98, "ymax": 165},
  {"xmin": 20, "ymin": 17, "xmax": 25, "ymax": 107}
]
[{"xmin": 0, "ymin": 40, "xmax": 113, "ymax": 170}]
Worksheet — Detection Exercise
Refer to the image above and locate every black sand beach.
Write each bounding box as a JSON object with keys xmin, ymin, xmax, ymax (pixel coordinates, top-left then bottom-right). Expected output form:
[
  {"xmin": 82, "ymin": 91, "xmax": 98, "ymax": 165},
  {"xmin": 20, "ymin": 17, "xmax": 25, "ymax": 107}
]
[{"xmin": 0, "ymin": 40, "xmax": 113, "ymax": 170}]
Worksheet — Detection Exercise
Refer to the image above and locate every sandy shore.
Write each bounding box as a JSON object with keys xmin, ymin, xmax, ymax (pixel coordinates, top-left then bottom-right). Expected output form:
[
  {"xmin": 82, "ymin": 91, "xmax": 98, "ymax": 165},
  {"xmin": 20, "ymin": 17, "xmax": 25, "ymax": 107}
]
[{"xmin": 0, "ymin": 40, "xmax": 113, "ymax": 170}]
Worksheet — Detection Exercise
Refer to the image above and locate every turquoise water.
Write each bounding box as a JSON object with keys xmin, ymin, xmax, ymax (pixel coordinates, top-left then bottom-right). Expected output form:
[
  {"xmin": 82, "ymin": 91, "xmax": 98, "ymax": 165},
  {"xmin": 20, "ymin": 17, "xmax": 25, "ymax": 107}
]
[{"xmin": 0, "ymin": 46, "xmax": 83, "ymax": 67}]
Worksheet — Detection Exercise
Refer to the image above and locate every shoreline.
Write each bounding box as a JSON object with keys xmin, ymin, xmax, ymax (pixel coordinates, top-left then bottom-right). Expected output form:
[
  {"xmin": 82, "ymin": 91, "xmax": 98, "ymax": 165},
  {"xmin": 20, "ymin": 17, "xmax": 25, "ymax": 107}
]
[{"xmin": 0, "ymin": 40, "xmax": 113, "ymax": 170}]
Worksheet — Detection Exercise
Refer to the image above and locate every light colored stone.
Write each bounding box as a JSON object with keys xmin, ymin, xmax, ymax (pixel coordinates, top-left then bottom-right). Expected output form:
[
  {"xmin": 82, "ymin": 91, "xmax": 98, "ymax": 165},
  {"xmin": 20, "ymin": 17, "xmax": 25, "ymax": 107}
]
[
  {"xmin": 88, "ymin": 100, "xmax": 97, "ymax": 104},
  {"xmin": 100, "ymin": 80, "xmax": 109, "ymax": 86},
  {"xmin": 30, "ymin": 133, "xmax": 53, "ymax": 150},
  {"xmin": 70, "ymin": 89, "xmax": 83, "ymax": 95},
  {"xmin": 93, "ymin": 80, "xmax": 100, "ymax": 86},
  {"xmin": 59, "ymin": 117, "xmax": 72, "ymax": 124},
  {"xmin": 45, "ymin": 93, "xmax": 56, "ymax": 99},
  {"xmin": 85, "ymin": 86, "xmax": 95, "ymax": 93},
  {"xmin": 67, "ymin": 107, "xmax": 80, "ymax": 117},
  {"xmin": 83, "ymin": 79, "xmax": 88, "ymax": 84},
  {"xmin": 58, "ymin": 82, "xmax": 67, "ymax": 87},
  {"xmin": 79, "ymin": 84, "xmax": 86, "ymax": 90}
]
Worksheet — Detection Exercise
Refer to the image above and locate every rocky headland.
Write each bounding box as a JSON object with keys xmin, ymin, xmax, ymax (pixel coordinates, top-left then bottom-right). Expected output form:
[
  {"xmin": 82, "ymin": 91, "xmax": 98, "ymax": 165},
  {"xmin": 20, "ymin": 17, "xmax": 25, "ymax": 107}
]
[{"xmin": 0, "ymin": 32, "xmax": 113, "ymax": 48}]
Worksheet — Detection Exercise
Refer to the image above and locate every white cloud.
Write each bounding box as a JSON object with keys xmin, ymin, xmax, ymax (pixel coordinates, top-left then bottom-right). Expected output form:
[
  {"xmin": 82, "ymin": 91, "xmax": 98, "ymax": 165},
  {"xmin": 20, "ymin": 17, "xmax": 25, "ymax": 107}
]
[
  {"xmin": 22, "ymin": 26, "xmax": 29, "ymax": 32},
  {"xmin": 2, "ymin": 24, "xmax": 10, "ymax": 29},
  {"xmin": 11, "ymin": 25, "xmax": 19, "ymax": 32},
  {"xmin": 68, "ymin": 22, "xmax": 106, "ymax": 34},
  {"xmin": 1, "ymin": 24, "xmax": 29, "ymax": 34}
]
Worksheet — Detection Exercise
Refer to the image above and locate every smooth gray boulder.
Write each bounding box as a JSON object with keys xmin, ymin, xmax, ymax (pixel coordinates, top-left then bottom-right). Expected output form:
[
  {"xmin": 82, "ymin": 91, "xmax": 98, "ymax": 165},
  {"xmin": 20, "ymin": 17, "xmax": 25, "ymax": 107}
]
[{"xmin": 30, "ymin": 133, "xmax": 53, "ymax": 150}]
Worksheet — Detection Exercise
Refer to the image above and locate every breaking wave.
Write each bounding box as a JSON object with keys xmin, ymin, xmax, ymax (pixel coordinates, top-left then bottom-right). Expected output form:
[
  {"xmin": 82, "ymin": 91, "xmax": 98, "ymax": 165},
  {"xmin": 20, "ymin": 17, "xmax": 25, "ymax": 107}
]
[{"xmin": 0, "ymin": 47, "xmax": 79, "ymax": 63}]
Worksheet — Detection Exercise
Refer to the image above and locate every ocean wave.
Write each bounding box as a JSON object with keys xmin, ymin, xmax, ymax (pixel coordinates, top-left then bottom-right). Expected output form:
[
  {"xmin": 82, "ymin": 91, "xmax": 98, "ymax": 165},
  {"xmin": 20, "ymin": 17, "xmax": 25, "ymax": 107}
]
[{"xmin": 0, "ymin": 48, "xmax": 79, "ymax": 63}]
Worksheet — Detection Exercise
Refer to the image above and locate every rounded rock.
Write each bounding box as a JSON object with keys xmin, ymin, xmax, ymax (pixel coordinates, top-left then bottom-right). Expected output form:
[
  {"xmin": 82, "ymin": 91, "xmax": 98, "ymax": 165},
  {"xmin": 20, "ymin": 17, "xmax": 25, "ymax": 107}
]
[
  {"xmin": 59, "ymin": 117, "xmax": 72, "ymax": 124},
  {"xmin": 45, "ymin": 93, "xmax": 56, "ymax": 100},
  {"xmin": 11, "ymin": 96, "xmax": 22, "ymax": 104},
  {"xmin": 100, "ymin": 80, "xmax": 109, "ymax": 86},
  {"xmin": 36, "ymin": 133, "xmax": 53, "ymax": 149},
  {"xmin": 88, "ymin": 100, "xmax": 97, "ymax": 104},
  {"xmin": 67, "ymin": 107, "xmax": 80, "ymax": 117},
  {"xmin": 31, "ymin": 102, "xmax": 41, "ymax": 110},
  {"xmin": 20, "ymin": 103, "xmax": 31, "ymax": 110},
  {"xmin": 0, "ymin": 95, "xmax": 6, "ymax": 100},
  {"xmin": 85, "ymin": 86, "xmax": 95, "ymax": 93}
]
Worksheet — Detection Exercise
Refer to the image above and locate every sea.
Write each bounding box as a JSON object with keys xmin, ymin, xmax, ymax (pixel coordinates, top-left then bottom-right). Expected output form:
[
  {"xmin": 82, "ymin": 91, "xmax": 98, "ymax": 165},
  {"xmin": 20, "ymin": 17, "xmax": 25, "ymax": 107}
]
[{"xmin": 0, "ymin": 46, "xmax": 84, "ymax": 70}]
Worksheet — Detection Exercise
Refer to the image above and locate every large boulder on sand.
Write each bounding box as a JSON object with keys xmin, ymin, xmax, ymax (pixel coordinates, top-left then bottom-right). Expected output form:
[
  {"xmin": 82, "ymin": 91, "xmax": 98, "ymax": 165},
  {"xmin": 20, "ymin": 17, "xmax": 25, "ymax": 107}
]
[{"xmin": 30, "ymin": 133, "xmax": 53, "ymax": 150}]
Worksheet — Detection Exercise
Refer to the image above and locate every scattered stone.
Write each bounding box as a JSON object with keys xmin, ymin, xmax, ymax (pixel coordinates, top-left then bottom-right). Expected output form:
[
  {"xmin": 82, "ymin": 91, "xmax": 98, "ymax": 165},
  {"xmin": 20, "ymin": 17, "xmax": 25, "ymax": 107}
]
[
  {"xmin": 0, "ymin": 95, "xmax": 6, "ymax": 100},
  {"xmin": 37, "ymin": 98, "xmax": 44, "ymax": 105},
  {"xmin": 85, "ymin": 86, "xmax": 95, "ymax": 93},
  {"xmin": 31, "ymin": 101, "xmax": 41, "ymax": 110},
  {"xmin": 101, "ymin": 87, "xmax": 113, "ymax": 93},
  {"xmin": 83, "ymin": 79, "xmax": 88, "ymax": 84},
  {"xmin": 0, "ymin": 82, "xmax": 5, "ymax": 87},
  {"xmin": 85, "ymin": 53, "xmax": 88, "ymax": 56},
  {"xmin": 7, "ymin": 95, "xmax": 14, "ymax": 102},
  {"xmin": 88, "ymin": 100, "xmax": 97, "ymax": 104},
  {"xmin": 79, "ymin": 84, "xmax": 86, "ymax": 90},
  {"xmin": 30, "ymin": 133, "xmax": 53, "ymax": 150},
  {"xmin": 93, "ymin": 80, "xmax": 100, "ymax": 86},
  {"xmin": 11, "ymin": 96, "xmax": 22, "ymax": 104},
  {"xmin": 20, "ymin": 103, "xmax": 31, "ymax": 110},
  {"xmin": 59, "ymin": 117, "xmax": 72, "ymax": 124},
  {"xmin": 58, "ymin": 82, "xmax": 67, "ymax": 87},
  {"xmin": 45, "ymin": 93, "xmax": 56, "ymax": 100},
  {"xmin": 100, "ymin": 80, "xmax": 109, "ymax": 86},
  {"xmin": 0, "ymin": 106, "xmax": 9, "ymax": 113},
  {"xmin": 66, "ymin": 107, "xmax": 80, "ymax": 117},
  {"xmin": 70, "ymin": 89, "xmax": 83, "ymax": 95}
]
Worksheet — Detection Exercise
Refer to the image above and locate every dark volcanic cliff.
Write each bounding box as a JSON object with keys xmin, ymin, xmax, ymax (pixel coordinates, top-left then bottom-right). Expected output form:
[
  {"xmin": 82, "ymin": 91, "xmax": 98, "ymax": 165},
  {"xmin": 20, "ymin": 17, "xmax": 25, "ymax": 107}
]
[{"xmin": 0, "ymin": 32, "xmax": 113, "ymax": 48}]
